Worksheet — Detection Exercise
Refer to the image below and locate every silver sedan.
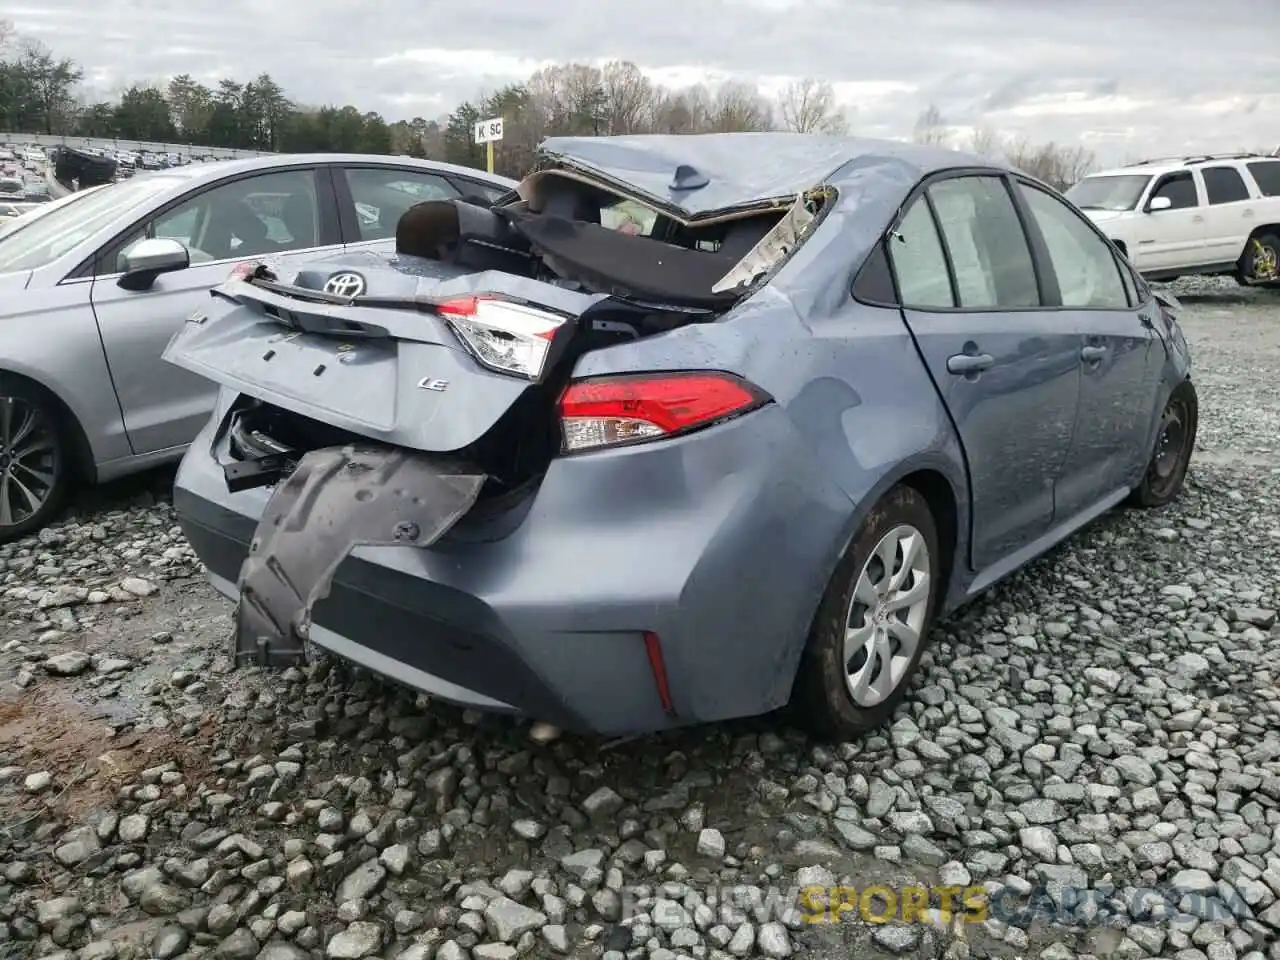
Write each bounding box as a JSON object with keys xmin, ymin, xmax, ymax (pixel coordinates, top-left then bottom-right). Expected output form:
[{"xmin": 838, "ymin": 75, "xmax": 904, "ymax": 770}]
[{"xmin": 0, "ymin": 154, "xmax": 514, "ymax": 540}]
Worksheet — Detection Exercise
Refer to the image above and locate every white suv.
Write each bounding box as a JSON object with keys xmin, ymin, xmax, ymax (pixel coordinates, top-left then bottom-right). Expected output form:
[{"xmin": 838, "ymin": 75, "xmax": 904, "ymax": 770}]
[{"xmin": 1065, "ymin": 153, "xmax": 1280, "ymax": 286}]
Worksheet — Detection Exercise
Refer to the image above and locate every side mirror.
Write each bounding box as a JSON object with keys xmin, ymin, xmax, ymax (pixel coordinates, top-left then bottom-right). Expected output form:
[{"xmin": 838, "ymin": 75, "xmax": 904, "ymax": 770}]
[
  {"xmin": 118, "ymin": 237, "xmax": 190, "ymax": 291},
  {"xmin": 1146, "ymin": 195, "xmax": 1173, "ymax": 213}
]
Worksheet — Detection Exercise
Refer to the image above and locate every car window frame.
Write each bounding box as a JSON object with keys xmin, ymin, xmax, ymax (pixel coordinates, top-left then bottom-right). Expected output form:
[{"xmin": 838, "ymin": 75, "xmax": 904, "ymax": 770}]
[
  {"xmin": 330, "ymin": 163, "xmax": 512, "ymax": 244},
  {"xmin": 1244, "ymin": 159, "xmax": 1280, "ymax": 198},
  {"xmin": 1010, "ymin": 178, "xmax": 1137, "ymax": 312},
  {"xmin": 1145, "ymin": 170, "xmax": 1200, "ymax": 211},
  {"xmin": 1199, "ymin": 165, "xmax": 1251, "ymax": 205},
  {"xmin": 853, "ymin": 167, "xmax": 1053, "ymax": 313},
  {"xmin": 854, "ymin": 167, "xmax": 1153, "ymax": 313},
  {"xmin": 67, "ymin": 163, "xmax": 342, "ymax": 283}
]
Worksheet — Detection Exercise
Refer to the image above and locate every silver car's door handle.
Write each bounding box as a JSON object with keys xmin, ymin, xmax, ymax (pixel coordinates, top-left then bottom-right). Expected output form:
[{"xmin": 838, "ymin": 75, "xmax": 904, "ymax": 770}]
[
  {"xmin": 1080, "ymin": 345, "xmax": 1108, "ymax": 362},
  {"xmin": 946, "ymin": 353, "xmax": 995, "ymax": 374}
]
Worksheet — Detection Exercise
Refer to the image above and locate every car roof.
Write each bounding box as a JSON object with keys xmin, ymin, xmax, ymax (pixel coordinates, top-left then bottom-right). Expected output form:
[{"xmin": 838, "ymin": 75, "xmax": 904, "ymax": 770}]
[
  {"xmin": 536, "ymin": 133, "xmax": 995, "ymax": 217},
  {"xmin": 130, "ymin": 153, "xmax": 518, "ymax": 192}
]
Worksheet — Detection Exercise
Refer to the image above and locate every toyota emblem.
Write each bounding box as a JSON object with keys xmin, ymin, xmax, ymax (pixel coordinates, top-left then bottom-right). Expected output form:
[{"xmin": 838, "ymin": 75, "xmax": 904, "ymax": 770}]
[{"xmin": 322, "ymin": 271, "xmax": 366, "ymax": 298}]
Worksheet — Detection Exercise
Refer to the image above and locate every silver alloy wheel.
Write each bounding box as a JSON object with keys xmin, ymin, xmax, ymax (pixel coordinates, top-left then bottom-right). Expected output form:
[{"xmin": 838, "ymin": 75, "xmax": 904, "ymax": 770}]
[
  {"xmin": 0, "ymin": 395, "xmax": 59, "ymax": 528},
  {"xmin": 843, "ymin": 524, "xmax": 932, "ymax": 706}
]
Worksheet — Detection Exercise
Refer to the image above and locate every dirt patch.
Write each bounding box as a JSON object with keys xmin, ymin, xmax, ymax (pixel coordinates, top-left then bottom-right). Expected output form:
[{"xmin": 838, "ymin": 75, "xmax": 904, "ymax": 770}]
[{"xmin": 0, "ymin": 688, "xmax": 213, "ymax": 825}]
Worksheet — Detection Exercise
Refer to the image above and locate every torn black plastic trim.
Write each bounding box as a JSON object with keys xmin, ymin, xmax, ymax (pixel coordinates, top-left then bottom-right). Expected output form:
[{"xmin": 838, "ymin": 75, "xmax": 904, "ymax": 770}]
[{"xmin": 233, "ymin": 444, "xmax": 486, "ymax": 668}]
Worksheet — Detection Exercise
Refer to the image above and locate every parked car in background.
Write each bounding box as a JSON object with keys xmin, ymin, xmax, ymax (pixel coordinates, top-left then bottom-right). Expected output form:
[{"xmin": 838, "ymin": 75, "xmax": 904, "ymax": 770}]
[
  {"xmin": 164, "ymin": 133, "xmax": 1198, "ymax": 739},
  {"xmin": 1067, "ymin": 152, "xmax": 1280, "ymax": 284},
  {"xmin": 0, "ymin": 154, "xmax": 514, "ymax": 541},
  {"xmin": 0, "ymin": 200, "xmax": 40, "ymax": 221}
]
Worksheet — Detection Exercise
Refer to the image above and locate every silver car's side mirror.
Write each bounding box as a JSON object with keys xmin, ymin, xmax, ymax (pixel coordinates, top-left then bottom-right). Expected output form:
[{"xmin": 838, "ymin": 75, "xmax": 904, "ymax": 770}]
[
  {"xmin": 1146, "ymin": 195, "xmax": 1173, "ymax": 212},
  {"xmin": 118, "ymin": 237, "xmax": 190, "ymax": 291}
]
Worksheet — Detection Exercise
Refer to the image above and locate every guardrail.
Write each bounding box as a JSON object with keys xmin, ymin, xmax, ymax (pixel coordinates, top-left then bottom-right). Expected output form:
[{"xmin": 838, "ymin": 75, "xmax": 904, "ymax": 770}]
[{"xmin": 0, "ymin": 133, "xmax": 273, "ymax": 160}]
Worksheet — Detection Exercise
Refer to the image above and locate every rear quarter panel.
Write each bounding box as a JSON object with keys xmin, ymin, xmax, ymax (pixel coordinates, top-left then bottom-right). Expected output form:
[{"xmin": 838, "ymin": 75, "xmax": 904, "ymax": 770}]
[{"xmin": 569, "ymin": 216, "xmax": 973, "ymax": 677}]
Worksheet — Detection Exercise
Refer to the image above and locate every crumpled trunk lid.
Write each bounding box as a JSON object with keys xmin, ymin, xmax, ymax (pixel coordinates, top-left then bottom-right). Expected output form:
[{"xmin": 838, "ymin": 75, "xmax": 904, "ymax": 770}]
[{"xmin": 162, "ymin": 259, "xmax": 608, "ymax": 453}]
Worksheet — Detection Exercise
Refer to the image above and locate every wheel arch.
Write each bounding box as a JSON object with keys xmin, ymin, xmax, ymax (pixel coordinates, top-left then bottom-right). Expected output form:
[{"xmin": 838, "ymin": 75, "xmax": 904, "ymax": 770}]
[{"xmin": 0, "ymin": 368, "xmax": 96, "ymax": 483}]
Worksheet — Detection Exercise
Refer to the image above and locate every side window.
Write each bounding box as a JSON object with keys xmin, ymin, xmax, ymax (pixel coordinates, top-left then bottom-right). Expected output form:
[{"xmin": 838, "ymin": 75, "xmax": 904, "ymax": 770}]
[
  {"xmin": 1201, "ymin": 167, "xmax": 1250, "ymax": 205},
  {"xmin": 1016, "ymin": 184, "xmax": 1130, "ymax": 309},
  {"xmin": 344, "ymin": 168, "xmax": 460, "ymax": 242},
  {"xmin": 1245, "ymin": 160, "xmax": 1280, "ymax": 198},
  {"xmin": 108, "ymin": 169, "xmax": 320, "ymax": 273},
  {"xmin": 928, "ymin": 176, "xmax": 1040, "ymax": 309},
  {"xmin": 885, "ymin": 198, "xmax": 954, "ymax": 308},
  {"xmin": 1149, "ymin": 172, "xmax": 1197, "ymax": 210}
]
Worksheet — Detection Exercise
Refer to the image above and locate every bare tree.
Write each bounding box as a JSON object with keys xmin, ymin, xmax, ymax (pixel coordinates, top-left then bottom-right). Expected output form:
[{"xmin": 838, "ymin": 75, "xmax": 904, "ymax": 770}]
[
  {"xmin": 778, "ymin": 78, "xmax": 848, "ymax": 134},
  {"xmin": 966, "ymin": 124, "xmax": 1003, "ymax": 158},
  {"xmin": 1004, "ymin": 138, "xmax": 1097, "ymax": 190},
  {"xmin": 706, "ymin": 81, "xmax": 772, "ymax": 133},
  {"xmin": 912, "ymin": 104, "xmax": 950, "ymax": 147},
  {"xmin": 600, "ymin": 61, "xmax": 655, "ymax": 135}
]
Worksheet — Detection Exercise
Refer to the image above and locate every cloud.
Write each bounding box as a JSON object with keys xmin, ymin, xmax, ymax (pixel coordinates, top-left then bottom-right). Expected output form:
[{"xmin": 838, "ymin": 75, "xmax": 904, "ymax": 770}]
[{"xmin": 9, "ymin": 0, "xmax": 1280, "ymax": 163}]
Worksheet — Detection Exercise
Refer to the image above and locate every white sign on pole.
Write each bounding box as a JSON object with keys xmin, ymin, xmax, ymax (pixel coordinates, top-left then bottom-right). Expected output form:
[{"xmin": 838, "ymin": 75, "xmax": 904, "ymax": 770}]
[{"xmin": 473, "ymin": 117, "xmax": 504, "ymax": 144}]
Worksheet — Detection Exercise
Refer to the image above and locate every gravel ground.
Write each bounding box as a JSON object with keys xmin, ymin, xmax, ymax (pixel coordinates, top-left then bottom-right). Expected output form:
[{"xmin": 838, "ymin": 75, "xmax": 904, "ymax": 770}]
[{"xmin": 1, "ymin": 278, "xmax": 1278, "ymax": 960}]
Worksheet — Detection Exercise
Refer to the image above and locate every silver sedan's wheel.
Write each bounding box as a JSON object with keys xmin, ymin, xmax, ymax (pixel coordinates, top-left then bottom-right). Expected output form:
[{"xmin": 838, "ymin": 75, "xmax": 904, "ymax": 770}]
[
  {"xmin": 795, "ymin": 483, "xmax": 942, "ymax": 741},
  {"xmin": 843, "ymin": 524, "xmax": 932, "ymax": 707},
  {"xmin": 0, "ymin": 381, "xmax": 70, "ymax": 543}
]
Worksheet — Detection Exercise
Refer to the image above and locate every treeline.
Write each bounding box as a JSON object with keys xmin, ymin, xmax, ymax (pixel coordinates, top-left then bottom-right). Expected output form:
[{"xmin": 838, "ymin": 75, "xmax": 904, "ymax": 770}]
[{"xmin": 0, "ymin": 21, "xmax": 1100, "ymax": 189}]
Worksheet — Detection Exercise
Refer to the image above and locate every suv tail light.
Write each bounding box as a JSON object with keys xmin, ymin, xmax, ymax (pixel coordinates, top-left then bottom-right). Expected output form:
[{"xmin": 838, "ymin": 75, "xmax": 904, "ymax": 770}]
[
  {"xmin": 558, "ymin": 372, "xmax": 770, "ymax": 453},
  {"xmin": 437, "ymin": 295, "xmax": 565, "ymax": 380}
]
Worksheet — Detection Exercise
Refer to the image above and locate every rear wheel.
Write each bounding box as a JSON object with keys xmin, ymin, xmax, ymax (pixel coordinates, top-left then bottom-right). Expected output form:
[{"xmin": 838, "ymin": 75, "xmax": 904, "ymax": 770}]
[
  {"xmin": 794, "ymin": 484, "xmax": 941, "ymax": 740},
  {"xmin": 1237, "ymin": 232, "xmax": 1280, "ymax": 285},
  {"xmin": 0, "ymin": 377, "xmax": 72, "ymax": 543},
  {"xmin": 1128, "ymin": 379, "xmax": 1198, "ymax": 508}
]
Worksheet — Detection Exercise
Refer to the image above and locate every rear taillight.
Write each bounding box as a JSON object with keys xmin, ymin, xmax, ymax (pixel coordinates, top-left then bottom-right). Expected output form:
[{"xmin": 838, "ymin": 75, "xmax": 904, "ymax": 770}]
[
  {"xmin": 558, "ymin": 371, "xmax": 769, "ymax": 453},
  {"xmin": 437, "ymin": 295, "xmax": 564, "ymax": 380}
]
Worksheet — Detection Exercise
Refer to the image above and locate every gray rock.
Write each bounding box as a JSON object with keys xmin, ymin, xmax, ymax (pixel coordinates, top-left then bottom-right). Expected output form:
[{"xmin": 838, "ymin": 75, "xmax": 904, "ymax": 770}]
[
  {"xmin": 484, "ymin": 896, "xmax": 547, "ymax": 942},
  {"xmin": 325, "ymin": 921, "xmax": 383, "ymax": 959},
  {"xmin": 337, "ymin": 860, "xmax": 386, "ymax": 903}
]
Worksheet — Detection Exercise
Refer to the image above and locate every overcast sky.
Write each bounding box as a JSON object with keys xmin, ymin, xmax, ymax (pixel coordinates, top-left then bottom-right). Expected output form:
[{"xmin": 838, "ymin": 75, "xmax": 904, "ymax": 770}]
[{"xmin": 8, "ymin": 0, "xmax": 1280, "ymax": 163}]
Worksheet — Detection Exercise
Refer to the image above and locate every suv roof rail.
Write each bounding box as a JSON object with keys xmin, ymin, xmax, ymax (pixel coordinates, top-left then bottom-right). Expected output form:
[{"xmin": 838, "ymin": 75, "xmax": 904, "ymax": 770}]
[
  {"xmin": 1182, "ymin": 152, "xmax": 1266, "ymax": 164},
  {"xmin": 1124, "ymin": 152, "xmax": 1269, "ymax": 168}
]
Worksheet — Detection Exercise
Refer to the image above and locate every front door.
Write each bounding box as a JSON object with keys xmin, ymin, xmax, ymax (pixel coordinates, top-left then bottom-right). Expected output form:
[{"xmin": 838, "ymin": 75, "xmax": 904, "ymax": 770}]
[
  {"xmin": 889, "ymin": 175, "xmax": 1081, "ymax": 571},
  {"xmin": 1012, "ymin": 180, "xmax": 1160, "ymax": 518},
  {"xmin": 1133, "ymin": 171, "xmax": 1204, "ymax": 272},
  {"xmin": 89, "ymin": 167, "xmax": 337, "ymax": 454}
]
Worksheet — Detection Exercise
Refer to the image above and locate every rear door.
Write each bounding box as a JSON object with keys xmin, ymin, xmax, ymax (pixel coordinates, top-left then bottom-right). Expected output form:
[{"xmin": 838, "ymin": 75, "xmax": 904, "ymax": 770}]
[
  {"xmin": 89, "ymin": 166, "xmax": 342, "ymax": 454},
  {"xmin": 890, "ymin": 173, "xmax": 1081, "ymax": 571},
  {"xmin": 1012, "ymin": 179, "xmax": 1159, "ymax": 517},
  {"xmin": 1198, "ymin": 165, "xmax": 1255, "ymax": 263}
]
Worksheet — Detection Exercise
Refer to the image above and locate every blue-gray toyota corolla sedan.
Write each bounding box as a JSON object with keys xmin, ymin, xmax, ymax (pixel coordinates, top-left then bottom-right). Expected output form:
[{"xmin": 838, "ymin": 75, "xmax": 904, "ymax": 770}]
[{"xmin": 164, "ymin": 133, "xmax": 1197, "ymax": 740}]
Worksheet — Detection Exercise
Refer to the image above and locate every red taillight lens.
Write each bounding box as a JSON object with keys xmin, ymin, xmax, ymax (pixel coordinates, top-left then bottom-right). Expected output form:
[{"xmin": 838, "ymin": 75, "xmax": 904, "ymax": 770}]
[{"xmin": 558, "ymin": 371, "xmax": 769, "ymax": 453}]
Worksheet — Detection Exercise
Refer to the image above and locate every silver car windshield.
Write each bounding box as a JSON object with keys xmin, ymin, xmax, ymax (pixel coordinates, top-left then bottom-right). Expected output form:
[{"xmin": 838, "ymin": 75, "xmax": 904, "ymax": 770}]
[{"xmin": 0, "ymin": 177, "xmax": 181, "ymax": 273}]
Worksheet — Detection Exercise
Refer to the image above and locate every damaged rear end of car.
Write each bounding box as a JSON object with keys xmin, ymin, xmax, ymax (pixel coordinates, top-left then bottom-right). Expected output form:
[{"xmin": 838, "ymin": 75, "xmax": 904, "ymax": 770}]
[{"xmin": 166, "ymin": 134, "xmax": 842, "ymax": 735}]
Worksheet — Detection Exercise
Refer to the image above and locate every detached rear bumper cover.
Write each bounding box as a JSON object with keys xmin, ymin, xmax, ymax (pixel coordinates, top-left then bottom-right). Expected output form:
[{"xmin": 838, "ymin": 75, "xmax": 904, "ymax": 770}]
[
  {"xmin": 234, "ymin": 445, "xmax": 485, "ymax": 668},
  {"xmin": 174, "ymin": 403, "xmax": 855, "ymax": 736}
]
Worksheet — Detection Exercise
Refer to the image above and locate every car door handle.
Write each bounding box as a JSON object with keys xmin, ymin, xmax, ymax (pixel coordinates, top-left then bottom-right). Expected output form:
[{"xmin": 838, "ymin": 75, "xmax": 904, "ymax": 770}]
[
  {"xmin": 1080, "ymin": 345, "xmax": 1108, "ymax": 362},
  {"xmin": 946, "ymin": 353, "xmax": 995, "ymax": 374},
  {"xmin": 1192, "ymin": 215, "xmax": 1204, "ymax": 223}
]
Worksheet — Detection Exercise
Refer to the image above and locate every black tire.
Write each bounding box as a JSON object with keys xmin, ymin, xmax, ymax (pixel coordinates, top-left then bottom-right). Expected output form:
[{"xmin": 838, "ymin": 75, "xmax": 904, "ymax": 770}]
[
  {"xmin": 0, "ymin": 376, "xmax": 73, "ymax": 543},
  {"xmin": 1238, "ymin": 231, "xmax": 1280, "ymax": 285},
  {"xmin": 793, "ymin": 484, "xmax": 942, "ymax": 740},
  {"xmin": 1127, "ymin": 379, "xmax": 1198, "ymax": 509}
]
